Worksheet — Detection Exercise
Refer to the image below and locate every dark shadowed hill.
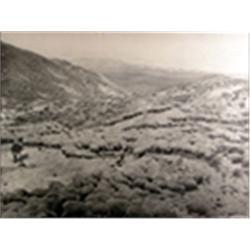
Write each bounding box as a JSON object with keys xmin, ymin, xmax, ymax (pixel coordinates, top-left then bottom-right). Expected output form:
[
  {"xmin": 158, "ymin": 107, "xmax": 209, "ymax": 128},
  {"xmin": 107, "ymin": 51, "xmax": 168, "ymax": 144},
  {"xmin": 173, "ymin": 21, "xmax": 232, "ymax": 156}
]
[{"xmin": 1, "ymin": 43, "xmax": 133, "ymax": 127}]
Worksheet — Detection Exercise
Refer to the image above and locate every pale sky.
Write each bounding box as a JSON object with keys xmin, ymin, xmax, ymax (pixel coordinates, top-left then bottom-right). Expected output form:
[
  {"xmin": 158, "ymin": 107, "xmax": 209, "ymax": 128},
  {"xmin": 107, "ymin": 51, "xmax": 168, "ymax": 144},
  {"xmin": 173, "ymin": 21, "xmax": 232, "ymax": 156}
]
[{"xmin": 2, "ymin": 32, "xmax": 248, "ymax": 75}]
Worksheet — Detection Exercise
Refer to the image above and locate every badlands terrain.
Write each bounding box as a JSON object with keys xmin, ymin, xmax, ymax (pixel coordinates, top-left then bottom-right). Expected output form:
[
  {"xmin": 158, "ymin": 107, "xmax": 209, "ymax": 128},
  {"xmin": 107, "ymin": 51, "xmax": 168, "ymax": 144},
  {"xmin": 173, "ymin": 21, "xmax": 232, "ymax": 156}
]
[{"xmin": 0, "ymin": 42, "xmax": 249, "ymax": 217}]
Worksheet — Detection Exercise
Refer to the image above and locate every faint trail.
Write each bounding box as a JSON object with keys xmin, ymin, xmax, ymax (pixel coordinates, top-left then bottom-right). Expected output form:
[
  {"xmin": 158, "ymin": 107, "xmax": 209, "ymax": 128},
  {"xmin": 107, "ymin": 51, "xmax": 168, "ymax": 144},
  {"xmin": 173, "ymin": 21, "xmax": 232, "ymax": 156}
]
[
  {"xmin": 103, "ymin": 105, "xmax": 173, "ymax": 127},
  {"xmin": 103, "ymin": 110, "xmax": 144, "ymax": 126}
]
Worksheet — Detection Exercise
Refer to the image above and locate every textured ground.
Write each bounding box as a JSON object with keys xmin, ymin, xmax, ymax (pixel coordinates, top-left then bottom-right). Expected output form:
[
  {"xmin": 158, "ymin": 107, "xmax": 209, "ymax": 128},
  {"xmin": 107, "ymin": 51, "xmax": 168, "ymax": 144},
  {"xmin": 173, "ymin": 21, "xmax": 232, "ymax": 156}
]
[{"xmin": 1, "ymin": 75, "xmax": 248, "ymax": 218}]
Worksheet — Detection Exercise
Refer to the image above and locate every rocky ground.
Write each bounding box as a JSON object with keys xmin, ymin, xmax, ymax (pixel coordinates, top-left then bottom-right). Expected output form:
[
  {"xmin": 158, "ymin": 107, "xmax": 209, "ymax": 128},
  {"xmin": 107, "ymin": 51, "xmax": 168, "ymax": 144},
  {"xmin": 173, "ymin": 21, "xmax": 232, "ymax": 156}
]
[{"xmin": 1, "ymin": 74, "xmax": 248, "ymax": 218}]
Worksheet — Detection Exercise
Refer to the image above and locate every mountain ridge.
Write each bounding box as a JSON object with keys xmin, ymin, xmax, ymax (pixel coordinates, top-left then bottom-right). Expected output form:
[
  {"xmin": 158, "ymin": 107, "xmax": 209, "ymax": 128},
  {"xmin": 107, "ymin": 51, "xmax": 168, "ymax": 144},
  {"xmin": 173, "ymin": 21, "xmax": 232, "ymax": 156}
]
[{"xmin": 73, "ymin": 57, "xmax": 229, "ymax": 96}]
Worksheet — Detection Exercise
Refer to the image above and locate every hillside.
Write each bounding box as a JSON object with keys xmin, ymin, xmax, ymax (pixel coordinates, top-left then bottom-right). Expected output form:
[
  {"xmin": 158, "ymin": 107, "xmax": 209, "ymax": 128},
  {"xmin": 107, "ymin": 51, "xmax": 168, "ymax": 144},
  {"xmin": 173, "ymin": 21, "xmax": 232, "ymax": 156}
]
[
  {"xmin": 0, "ymin": 43, "xmax": 248, "ymax": 218},
  {"xmin": 1, "ymin": 42, "xmax": 132, "ymax": 128}
]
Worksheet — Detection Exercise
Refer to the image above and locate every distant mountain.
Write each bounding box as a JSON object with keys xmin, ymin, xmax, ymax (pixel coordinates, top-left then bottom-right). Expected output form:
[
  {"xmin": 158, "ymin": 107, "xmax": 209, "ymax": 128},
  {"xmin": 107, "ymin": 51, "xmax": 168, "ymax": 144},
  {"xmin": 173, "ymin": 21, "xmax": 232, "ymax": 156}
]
[
  {"xmin": 1, "ymin": 43, "xmax": 132, "ymax": 127},
  {"xmin": 73, "ymin": 58, "xmax": 216, "ymax": 96}
]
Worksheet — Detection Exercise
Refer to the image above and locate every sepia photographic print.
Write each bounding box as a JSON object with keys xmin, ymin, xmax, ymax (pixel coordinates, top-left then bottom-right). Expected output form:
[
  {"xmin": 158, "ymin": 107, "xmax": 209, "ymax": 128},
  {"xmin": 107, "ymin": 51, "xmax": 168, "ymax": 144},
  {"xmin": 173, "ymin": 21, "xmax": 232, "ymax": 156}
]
[{"xmin": 0, "ymin": 32, "xmax": 249, "ymax": 218}]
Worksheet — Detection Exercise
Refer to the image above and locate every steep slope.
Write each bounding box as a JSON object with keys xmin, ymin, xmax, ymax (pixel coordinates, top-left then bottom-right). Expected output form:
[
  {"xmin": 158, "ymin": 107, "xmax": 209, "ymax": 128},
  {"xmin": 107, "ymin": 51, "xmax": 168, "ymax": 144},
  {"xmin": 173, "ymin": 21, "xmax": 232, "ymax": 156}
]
[{"xmin": 1, "ymin": 42, "xmax": 132, "ymax": 127}]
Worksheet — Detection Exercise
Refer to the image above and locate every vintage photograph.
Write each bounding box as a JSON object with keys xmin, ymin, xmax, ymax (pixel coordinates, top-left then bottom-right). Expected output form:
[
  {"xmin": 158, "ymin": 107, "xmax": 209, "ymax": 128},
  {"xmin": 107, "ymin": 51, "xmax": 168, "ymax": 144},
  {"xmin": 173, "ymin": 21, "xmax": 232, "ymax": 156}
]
[{"xmin": 0, "ymin": 32, "xmax": 248, "ymax": 218}]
